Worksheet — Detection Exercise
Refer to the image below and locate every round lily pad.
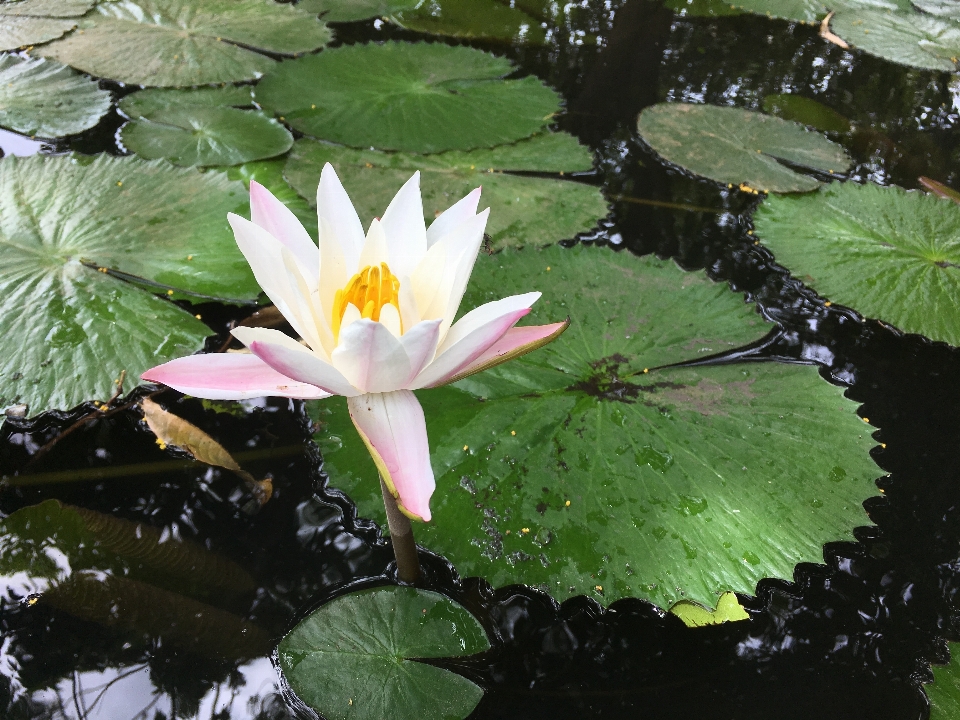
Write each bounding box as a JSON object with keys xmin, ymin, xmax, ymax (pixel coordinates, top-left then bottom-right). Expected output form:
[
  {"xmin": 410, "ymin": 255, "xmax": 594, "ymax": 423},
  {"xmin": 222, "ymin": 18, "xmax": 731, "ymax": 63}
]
[
  {"xmin": 283, "ymin": 134, "xmax": 607, "ymax": 249},
  {"xmin": 754, "ymin": 181, "xmax": 960, "ymax": 346},
  {"xmin": 0, "ymin": 53, "xmax": 110, "ymax": 138},
  {"xmin": 35, "ymin": 0, "xmax": 331, "ymax": 87},
  {"xmin": 119, "ymin": 86, "xmax": 254, "ymax": 118},
  {"xmin": 310, "ymin": 243, "xmax": 879, "ymax": 608},
  {"xmin": 279, "ymin": 587, "xmax": 490, "ymax": 720},
  {"xmin": 388, "ymin": 0, "xmax": 548, "ymax": 44},
  {"xmin": 637, "ymin": 103, "xmax": 852, "ymax": 193},
  {"xmin": 0, "ymin": 0, "xmax": 94, "ymax": 51},
  {"xmin": 296, "ymin": 0, "xmax": 419, "ymax": 23},
  {"xmin": 255, "ymin": 41, "xmax": 561, "ymax": 153},
  {"xmin": 731, "ymin": 0, "xmax": 910, "ymax": 23},
  {"xmin": 0, "ymin": 154, "xmax": 259, "ymax": 415},
  {"xmin": 830, "ymin": 9, "xmax": 960, "ymax": 72},
  {"xmin": 119, "ymin": 106, "xmax": 293, "ymax": 167}
]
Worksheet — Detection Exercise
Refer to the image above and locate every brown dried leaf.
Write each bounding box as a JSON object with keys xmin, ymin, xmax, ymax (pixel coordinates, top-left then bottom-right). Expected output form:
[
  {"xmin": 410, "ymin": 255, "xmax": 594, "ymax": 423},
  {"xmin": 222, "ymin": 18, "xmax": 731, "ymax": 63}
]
[
  {"xmin": 919, "ymin": 176, "xmax": 960, "ymax": 205},
  {"xmin": 820, "ymin": 12, "xmax": 850, "ymax": 49}
]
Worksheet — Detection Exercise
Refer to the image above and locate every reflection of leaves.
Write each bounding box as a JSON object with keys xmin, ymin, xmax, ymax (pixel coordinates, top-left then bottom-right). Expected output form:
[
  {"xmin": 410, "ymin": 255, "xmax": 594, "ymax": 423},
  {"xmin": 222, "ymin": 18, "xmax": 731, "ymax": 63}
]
[
  {"xmin": 141, "ymin": 398, "xmax": 273, "ymax": 506},
  {"xmin": 669, "ymin": 592, "xmax": 749, "ymax": 627},
  {"xmin": 280, "ymin": 587, "xmax": 489, "ymax": 720}
]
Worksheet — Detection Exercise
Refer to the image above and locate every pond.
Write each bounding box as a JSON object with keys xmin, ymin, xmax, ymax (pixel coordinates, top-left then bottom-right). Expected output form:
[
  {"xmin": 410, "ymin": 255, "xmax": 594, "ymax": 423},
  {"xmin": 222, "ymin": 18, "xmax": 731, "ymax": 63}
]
[{"xmin": 3, "ymin": 0, "xmax": 960, "ymax": 718}]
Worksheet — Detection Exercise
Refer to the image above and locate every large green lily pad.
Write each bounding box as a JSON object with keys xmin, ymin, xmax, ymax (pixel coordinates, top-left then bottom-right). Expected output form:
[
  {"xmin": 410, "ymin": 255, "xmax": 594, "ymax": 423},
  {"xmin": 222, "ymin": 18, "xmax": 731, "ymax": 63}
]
[
  {"xmin": 283, "ymin": 134, "xmax": 607, "ymax": 249},
  {"xmin": 754, "ymin": 181, "xmax": 960, "ymax": 346},
  {"xmin": 255, "ymin": 41, "xmax": 560, "ymax": 153},
  {"xmin": 120, "ymin": 86, "xmax": 290, "ymax": 166},
  {"xmin": 388, "ymin": 0, "xmax": 549, "ymax": 44},
  {"xmin": 731, "ymin": 0, "xmax": 911, "ymax": 23},
  {"xmin": 0, "ymin": 154, "xmax": 259, "ymax": 415},
  {"xmin": 310, "ymin": 244, "xmax": 878, "ymax": 607},
  {"xmin": 637, "ymin": 103, "xmax": 852, "ymax": 193},
  {"xmin": 830, "ymin": 9, "xmax": 960, "ymax": 72},
  {"xmin": 927, "ymin": 643, "xmax": 960, "ymax": 720},
  {"xmin": 279, "ymin": 587, "xmax": 489, "ymax": 720},
  {"xmin": 0, "ymin": 53, "xmax": 110, "ymax": 138},
  {"xmin": 0, "ymin": 0, "xmax": 94, "ymax": 51},
  {"xmin": 35, "ymin": 0, "xmax": 331, "ymax": 87}
]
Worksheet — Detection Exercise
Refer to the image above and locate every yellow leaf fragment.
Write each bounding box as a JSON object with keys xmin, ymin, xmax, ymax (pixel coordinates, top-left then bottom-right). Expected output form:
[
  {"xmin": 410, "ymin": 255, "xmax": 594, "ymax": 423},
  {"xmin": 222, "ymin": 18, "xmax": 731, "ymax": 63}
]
[{"xmin": 668, "ymin": 591, "xmax": 750, "ymax": 628}]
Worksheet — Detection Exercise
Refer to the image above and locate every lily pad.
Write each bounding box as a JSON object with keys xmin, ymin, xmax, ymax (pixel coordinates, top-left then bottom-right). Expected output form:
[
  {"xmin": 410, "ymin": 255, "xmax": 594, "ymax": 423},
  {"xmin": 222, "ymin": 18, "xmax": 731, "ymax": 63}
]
[
  {"xmin": 664, "ymin": 0, "xmax": 744, "ymax": 17},
  {"xmin": 637, "ymin": 103, "xmax": 852, "ymax": 193},
  {"xmin": 296, "ymin": 0, "xmax": 428, "ymax": 23},
  {"xmin": 119, "ymin": 86, "xmax": 254, "ymax": 118},
  {"xmin": 830, "ymin": 9, "xmax": 960, "ymax": 72},
  {"xmin": 927, "ymin": 644, "xmax": 960, "ymax": 719},
  {"xmin": 283, "ymin": 134, "xmax": 607, "ymax": 249},
  {"xmin": 669, "ymin": 592, "xmax": 750, "ymax": 627},
  {"xmin": 279, "ymin": 587, "xmax": 490, "ymax": 720},
  {"xmin": 0, "ymin": 53, "xmax": 110, "ymax": 138},
  {"xmin": 0, "ymin": 0, "xmax": 94, "ymax": 51},
  {"xmin": 754, "ymin": 181, "xmax": 960, "ymax": 346},
  {"xmin": 310, "ymin": 243, "xmax": 878, "ymax": 607},
  {"xmin": 0, "ymin": 154, "xmax": 258, "ymax": 415},
  {"xmin": 388, "ymin": 0, "xmax": 549, "ymax": 44},
  {"xmin": 731, "ymin": 0, "xmax": 910, "ymax": 23},
  {"xmin": 35, "ymin": 0, "xmax": 331, "ymax": 87},
  {"xmin": 255, "ymin": 41, "xmax": 560, "ymax": 153},
  {"xmin": 119, "ymin": 106, "xmax": 293, "ymax": 167},
  {"xmin": 913, "ymin": 0, "xmax": 960, "ymax": 19}
]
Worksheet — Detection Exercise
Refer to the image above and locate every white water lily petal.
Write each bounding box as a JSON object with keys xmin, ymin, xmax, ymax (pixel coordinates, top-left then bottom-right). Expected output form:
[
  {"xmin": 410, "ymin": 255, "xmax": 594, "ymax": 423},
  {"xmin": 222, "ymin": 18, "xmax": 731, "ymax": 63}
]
[
  {"xmin": 426, "ymin": 186, "xmax": 481, "ymax": 248},
  {"xmin": 347, "ymin": 390, "xmax": 435, "ymax": 522},
  {"xmin": 332, "ymin": 319, "xmax": 412, "ymax": 393},
  {"xmin": 400, "ymin": 318, "xmax": 443, "ymax": 380},
  {"xmin": 358, "ymin": 217, "xmax": 389, "ymax": 269},
  {"xmin": 409, "ymin": 239, "xmax": 447, "ymax": 320},
  {"xmin": 249, "ymin": 180, "xmax": 318, "ymax": 285},
  {"xmin": 232, "ymin": 326, "xmax": 359, "ymax": 397},
  {"xmin": 398, "ymin": 276, "xmax": 421, "ymax": 332},
  {"xmin": 318, "ymin": 215, "xmax": 350, "ymax": 320},
  {"xmin": 142, "ymin": 353, "xmax": 331, "ymax": 401},
  {"xmin": 340, "ymin": 301, "xmax": 362, "ymax": 337},
  {"xmin": 437, "ymin": 208, "xmax": 491, "ymax": 336},
  {"xmin": 280, "ymin": 246, "xmax": 334, "ymax": 358},
  {"xmin": 379, "ymin": 302, "xmax": 402, "ymax": 338},
  {"xmin": 380, "ymin": 171, "xmax": 427, "ymax": 278},
  {"xmin": 318, "ymin": 162, "xmax": 364, "ymax": 273}
]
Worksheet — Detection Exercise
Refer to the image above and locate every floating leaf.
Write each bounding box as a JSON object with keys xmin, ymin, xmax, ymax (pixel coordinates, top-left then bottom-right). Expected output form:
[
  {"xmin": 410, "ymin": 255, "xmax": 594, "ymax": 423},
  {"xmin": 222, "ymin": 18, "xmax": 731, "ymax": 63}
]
[
  {"xmin": 830, "ymin": 9, "xmax": 960, "ymax": 72},
  {"xmin": 119, "ymin": 86, "xmax": 254, "ymax": 118},
  {"xmin": 310, "ymin": 244, "xmax": 878, "ymax": 607},
  {"xmin": 256, "ymin": 41, "xmax": 560, "ymax": 153},
  {"xmin": 0, "ymin": 0, "xmax": 94, "ymax": 52},
  {"xmin": 141, "ymin": 397, "xmax": 272, "ymax": 505},
  {"xmin": 119, "ymin": 106, "xmax": 293, "ymax": 167},
  {"xmin": 35, "ymin": 0, "xmax": 331, "ymax": 87},
  {"xmin": 0, "ymin": 53, "xmax": 109, "ymax": 138},
  {"xmin": 637, "ymin": 103, "xmax": 852, "ymax": 193},
  {"xmin": 663, "ymin": 0, "xmax": 744, "ymax": 17},
  {"xmin": 669, "ymin": 592, "xmax": 750, "ymax": 627},
  {"xmin": 226, "ymin": 159, "xmax": 317, "ymax": 240},
  {"xmin": 297, "ymin": 0, "xmax": 430, "ymax": 22},
  {"xmin": 0, "ymin": 154, "xmax": 257, "ymax": 415},
  {"xmin": 927, "ymin": 643, "xmax": 960, "ymax": 720},
  {"xmin": 283, "ymin": 134, "xmax": 606, "ymax": 249},
  {"xmin": 279, "ymin": 587, "xmax": 490, "ymax": 720},
  {"xmin": 731, "ymin": 0, "xmax": 910, "ymax": 23},
  {"xmin": 754, "ymin": 181, "xmax": 960, "ymax": 346},
  {"xmin": 388, "ymin": 0, "xmax": 549, "ymax": 44},
  {"xmin": 761, "ymin": 94, "xmax": 853, "ymax": 134},
  {"xmin": 913, "ymin": 0, "xmax": 960, "ymax": 19}
]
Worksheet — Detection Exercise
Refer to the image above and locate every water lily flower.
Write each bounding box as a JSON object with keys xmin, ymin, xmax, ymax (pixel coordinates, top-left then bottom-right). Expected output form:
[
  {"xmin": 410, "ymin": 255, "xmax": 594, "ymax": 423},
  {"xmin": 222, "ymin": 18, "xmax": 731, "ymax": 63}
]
[{"xmin": 143, "ymin": 165, "xmax": 567, "ymax": 522}]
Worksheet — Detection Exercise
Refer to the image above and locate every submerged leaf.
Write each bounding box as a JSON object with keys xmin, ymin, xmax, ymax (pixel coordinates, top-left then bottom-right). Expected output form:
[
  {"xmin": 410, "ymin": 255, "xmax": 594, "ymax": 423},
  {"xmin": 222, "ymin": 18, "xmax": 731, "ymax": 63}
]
[
  {"xmin": 279, "ymin": 587, "xmax": 490, "ymax": 720},
  {"xmin": 255, "ymin": 41, "xmax": 561, "ymax": 153},
  {"xmin": 0, "ymin": 54, "xmax": 110, "ymax": 138},
  {"xmin": 669, "ymin": 592, "xmax": 750, "ymax": 627},
  {"xmin": 754, "ymin": 181, "xmax": 960, "ymax": 346},
  {"xmin": 637, "ymin": 103, "xmax": 851, "ymax": 193},
  {"xmin": 311, "ymin": 244, "xmax": 878, "ymax": 607},
  {"xmin": 761, "ymin": 94, "xmax": 853, "ymax": 134},
  {"xmin": 283, "ymin": 134, "xmax": 606, "ymax": 249}
]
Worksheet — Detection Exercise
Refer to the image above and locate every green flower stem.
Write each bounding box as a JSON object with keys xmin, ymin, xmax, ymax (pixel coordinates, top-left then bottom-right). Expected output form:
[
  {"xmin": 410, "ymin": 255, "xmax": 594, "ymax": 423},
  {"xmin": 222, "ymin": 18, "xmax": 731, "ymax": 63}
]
[{"xmin": 380, "ymin": 476, "xmax": 421, "ymax": 583}]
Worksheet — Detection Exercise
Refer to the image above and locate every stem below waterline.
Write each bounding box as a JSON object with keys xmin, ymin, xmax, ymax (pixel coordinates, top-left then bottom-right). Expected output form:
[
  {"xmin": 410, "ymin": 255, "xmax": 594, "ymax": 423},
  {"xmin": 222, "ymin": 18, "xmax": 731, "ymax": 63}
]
[{"xmin": 380, "ymin": 477, "xmax": 422, "ymax": 584}]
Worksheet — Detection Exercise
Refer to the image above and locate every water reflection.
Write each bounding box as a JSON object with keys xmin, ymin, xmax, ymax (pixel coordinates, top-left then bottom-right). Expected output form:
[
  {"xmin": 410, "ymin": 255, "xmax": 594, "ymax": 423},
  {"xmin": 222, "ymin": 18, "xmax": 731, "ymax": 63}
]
[{"xmin": 0, "ymin": 129, "xmax": 53, "ymax": 158}]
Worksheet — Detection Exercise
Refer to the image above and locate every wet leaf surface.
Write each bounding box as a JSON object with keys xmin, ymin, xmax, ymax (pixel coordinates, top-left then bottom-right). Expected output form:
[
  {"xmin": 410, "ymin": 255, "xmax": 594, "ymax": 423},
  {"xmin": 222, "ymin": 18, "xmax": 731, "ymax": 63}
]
[{"xmin": 0, "ymin": 0, "xmax": 94, "ymax": 51}]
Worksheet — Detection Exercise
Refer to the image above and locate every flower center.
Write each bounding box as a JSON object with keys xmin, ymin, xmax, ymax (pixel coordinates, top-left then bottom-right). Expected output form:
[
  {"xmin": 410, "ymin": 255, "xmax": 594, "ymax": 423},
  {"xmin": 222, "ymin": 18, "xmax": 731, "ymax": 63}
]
[{"xmin": 332, "ymin": 262, "xmax": 401, "ymax": 337}]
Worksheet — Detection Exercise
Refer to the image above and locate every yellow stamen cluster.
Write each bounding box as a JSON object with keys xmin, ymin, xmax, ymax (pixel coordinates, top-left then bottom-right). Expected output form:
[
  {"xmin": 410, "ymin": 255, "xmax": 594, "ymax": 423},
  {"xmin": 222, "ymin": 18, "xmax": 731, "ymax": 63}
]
[{"xmin": 332, "ymin": 263, "xmax": 401, "ymax": 337}]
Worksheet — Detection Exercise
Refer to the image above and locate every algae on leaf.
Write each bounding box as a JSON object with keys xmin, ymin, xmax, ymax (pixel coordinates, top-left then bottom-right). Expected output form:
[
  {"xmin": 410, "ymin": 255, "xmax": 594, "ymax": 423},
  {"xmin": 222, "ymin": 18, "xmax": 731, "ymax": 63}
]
[
  {"xmin": 637, "ymin": 103, "xmax": 852, "ymax": 193},
  {"xmin": 754, "ymin": 182, "xmax": 960, "ymax": 346},
  {"xmin": 310, "ymin": 244, "xmax": 879, "ymax": 608},
  {"xmin": 256, "ymin": 41, "xmax": 560, "ymax": 153},
  {"xmin": 279, "ymin": 587, "xmax": 489, "ymax": 720},
  {"xmin": 0, "ymin": 155, "xmax": 258, "ymax": 414},
  {"xmin": 283, "ymin": 134, "xmax": 607, "ymax": 249},
  {"xmin": 0, "ymin": 54, "xmax": 110, "ymax": 138},
  {"xmin": 35, "ymin": 0, "xmax": 331, "ymax": 87}
]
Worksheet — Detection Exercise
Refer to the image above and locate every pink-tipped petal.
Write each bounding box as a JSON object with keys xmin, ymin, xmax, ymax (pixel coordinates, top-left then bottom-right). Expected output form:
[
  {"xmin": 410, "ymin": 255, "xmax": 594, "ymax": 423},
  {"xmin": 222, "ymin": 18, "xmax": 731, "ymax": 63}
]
[
  {"xmin": 381, "ymin": 171, "xmax": 427, "ymax": 279},
  {"xmin": 432, "ymin": 320, "xmax": 569, "ymax": 387},
  {"xmin": 347, "ymin": 390, "xmax": 434, "ymax": 522},
  {"xmin": 232, "ymin": 327, "xmax": 359, "ymax": 397},
  {"xmin": 318, "ymin": 163, "xmax": 364, "ymax": 272},
  {"xmin": 142, "ymin": 353, "xmax": 330, "ymax": 400},
  {"xmin": 331, "ymin": 319, "xmax": 412, "ymax": 394},
  {"xmin": 399, "ymin": 318, "xmax": 442, "ymax": 380},
  {"xmin": 249, "ymin": 181, "xmax": 318, "ymax": 284},
  {"xmin": 426, "ymin": 187, "xmax": 481, "ymax": 248}
]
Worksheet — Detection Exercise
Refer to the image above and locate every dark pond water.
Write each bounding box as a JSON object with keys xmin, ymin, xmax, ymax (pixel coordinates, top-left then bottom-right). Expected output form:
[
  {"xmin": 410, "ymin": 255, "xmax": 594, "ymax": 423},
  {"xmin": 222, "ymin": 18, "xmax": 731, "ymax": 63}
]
[{"xmin": 4, "ymin": 1, "xmax": 960, "ymax": 718}]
